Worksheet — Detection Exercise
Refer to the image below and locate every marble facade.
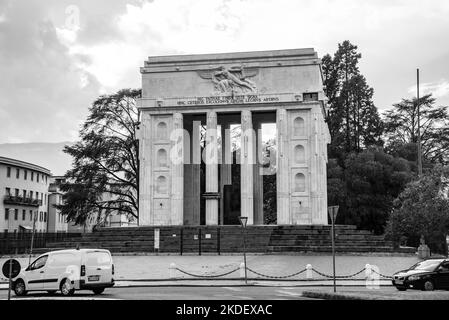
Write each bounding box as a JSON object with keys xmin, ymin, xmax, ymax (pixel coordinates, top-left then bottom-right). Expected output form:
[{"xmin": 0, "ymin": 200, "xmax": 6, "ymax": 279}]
[{"xmin": 137, "ymin": 49, "xmax": 331, "ymax": 226}]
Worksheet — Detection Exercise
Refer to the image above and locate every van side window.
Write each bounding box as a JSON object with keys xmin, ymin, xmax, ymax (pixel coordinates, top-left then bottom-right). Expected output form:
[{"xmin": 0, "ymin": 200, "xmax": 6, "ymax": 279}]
[
  {"xmin": 30, "ymin": 255, "xmax": 48, "ymax": 270},
  {"xmin": 49, "ymin": 253, "xmax": 78, "ymax": 267}
]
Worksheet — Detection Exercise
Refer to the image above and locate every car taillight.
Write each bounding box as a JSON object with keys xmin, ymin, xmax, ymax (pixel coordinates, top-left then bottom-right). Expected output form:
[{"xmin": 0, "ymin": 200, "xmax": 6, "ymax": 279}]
[
  {"xmin": 112, "ymin": 264, "xmax": 115, "ymax": 275},
  {"xmin": 81, "ymin": 265, "xmax": 86, "ymax": 276}
]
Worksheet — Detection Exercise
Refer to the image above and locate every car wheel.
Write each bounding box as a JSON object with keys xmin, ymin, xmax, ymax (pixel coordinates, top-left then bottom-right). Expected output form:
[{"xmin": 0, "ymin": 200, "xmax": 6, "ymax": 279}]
[
  {"xmin": 423, "ymin": 280, "xmax": 435, "ymax": 291},
  {"xmin": 92, "ymin": 288, "xmax": 105, "ymax": 295},
  {"xmin": 47, "ymin": 290, "xmax": 57, "ymax": 295},
  {"xmin": 60, "ymin": 278, "xmax": 75, "ymax": 296},
  {"xmin": 13, "ymin": 279, "xmax": 27, "ymax": 296},
  {"xmin": 396, "ymin": 287, "xmax": 407, "ymax": 291}
]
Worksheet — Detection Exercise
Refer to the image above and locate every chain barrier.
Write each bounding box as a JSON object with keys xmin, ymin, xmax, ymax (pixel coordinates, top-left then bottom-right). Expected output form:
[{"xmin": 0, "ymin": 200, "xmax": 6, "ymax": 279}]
[
  {"xmin": 371, "ymin": 269, "xmax": 393, "ymax": 279},
  {"xmin": 174, "ymin": 266, "xmax": 392, "ymax": 280},
  {"xmin": 175, "ymin": 267, "xmax": 240, "ymax": 278},
  {"xmin": 312, "ymin": 268, "xmax": 366, "ymax": 279},
  {"xmin": 246, "ymin": 267, "xmax": 307, "ymax": 279}
]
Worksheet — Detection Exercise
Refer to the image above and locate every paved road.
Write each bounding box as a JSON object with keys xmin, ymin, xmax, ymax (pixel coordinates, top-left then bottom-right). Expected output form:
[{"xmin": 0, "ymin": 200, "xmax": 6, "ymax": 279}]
[{"xmin": 0, "ymin": 286, "xmax": 316, "ymax": 300}]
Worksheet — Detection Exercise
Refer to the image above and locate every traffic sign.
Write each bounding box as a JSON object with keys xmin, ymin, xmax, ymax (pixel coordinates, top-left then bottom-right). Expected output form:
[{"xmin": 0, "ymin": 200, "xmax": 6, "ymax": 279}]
[{"xmin": 2, "ymin": 259, "xmax": 21, "ymax": 279}]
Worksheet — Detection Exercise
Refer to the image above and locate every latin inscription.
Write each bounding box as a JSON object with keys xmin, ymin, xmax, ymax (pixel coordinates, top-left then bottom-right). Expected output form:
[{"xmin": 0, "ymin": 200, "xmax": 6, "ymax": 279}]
[{"xmin": 175, "ymin": 94, "xmax": 281, "ymax": 106}]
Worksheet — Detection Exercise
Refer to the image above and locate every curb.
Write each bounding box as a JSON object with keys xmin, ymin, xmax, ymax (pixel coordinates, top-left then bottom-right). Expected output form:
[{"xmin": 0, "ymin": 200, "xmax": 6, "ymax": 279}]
[{"xmin": 302, "ymin": 291, "xmax": 372, "ymax": 300}]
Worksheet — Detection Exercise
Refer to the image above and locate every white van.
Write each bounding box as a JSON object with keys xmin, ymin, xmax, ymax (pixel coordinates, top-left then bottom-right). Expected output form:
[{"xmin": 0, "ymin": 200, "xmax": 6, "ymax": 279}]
[{"xmin": 12, "ymin": 249, "xmax": 115, "ymax": 296}]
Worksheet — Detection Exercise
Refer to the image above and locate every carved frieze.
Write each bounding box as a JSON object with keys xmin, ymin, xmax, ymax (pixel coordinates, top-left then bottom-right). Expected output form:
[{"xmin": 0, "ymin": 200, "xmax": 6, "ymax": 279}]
[{"xmin": 198, "ymin": 65, "xmax": 258, "ymax": 95}]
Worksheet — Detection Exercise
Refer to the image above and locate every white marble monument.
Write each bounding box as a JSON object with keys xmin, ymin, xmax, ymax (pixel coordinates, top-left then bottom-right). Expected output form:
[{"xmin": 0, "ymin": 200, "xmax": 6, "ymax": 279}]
[{"xmin": 137, "ymin": 49, "xmax": 331, "ymax": 226}]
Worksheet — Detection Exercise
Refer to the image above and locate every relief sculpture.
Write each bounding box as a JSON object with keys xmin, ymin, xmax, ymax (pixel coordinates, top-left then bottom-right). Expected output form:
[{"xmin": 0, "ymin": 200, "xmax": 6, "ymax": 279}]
[{"xmin": 198, "ymin": 65, "xmax": 258, "ymax": 94}]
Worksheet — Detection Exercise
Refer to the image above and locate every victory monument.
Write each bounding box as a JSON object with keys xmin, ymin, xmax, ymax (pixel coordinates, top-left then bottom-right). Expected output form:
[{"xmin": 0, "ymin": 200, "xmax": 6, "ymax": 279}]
[{"xmin": 137, "ymin": 48, "xmax": 331, "ymax": 226}]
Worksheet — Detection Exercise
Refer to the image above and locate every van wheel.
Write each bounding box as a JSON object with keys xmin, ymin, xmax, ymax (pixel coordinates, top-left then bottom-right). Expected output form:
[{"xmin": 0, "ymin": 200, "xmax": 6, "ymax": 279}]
[
  {"xmin": 60, "ymin": 279, "xmax": 75, "ymax": 296},
  {"xmin": 92, "ymin": 288, "xmax": 105, "ymax": 295},
  {"xmin": 14, "ymin": 279, "xmax": 27, "ymax": 296}
]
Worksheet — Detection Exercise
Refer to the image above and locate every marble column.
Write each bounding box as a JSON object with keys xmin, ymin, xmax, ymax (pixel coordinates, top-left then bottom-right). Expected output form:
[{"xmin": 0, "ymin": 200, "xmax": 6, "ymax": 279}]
[
  {"xmin": 171, "ymin": 113, "xmax": 184, "ymax": 225},
  {"xmin": 205, "ymin": 111, "xmax": 219, "ymax": 225},
  {"xmin": 138, "ymin": 112, "xmax": 153, "ymax": 226},
  {"xmin": 253, "ymin": 121, "xmax": 264, "ymax": 225},
  {"xmin": 220, "ymin": 122, "xmax": 232, "ymax": 225},
  {"xmin": 276, "ymin": 108, "xmax": 290, "ymax": 224},
  {"xmin": 241, "ymin": 110, "xmax": 254, "ymax": 225}
]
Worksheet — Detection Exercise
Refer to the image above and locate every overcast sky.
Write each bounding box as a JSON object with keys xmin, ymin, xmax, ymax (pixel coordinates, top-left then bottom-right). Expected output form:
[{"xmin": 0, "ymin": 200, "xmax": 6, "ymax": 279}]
[{"xmin": 1, "ymin": 0, "xmax": 448, "ymax": 144}]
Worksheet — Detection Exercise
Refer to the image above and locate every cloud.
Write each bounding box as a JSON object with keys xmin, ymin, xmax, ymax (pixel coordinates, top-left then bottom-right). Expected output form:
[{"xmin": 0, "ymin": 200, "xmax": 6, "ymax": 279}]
[
  {"xmin": 407, "ymin": 80, "xmax": 449, "ymax": 99},
  {"xmin": 0, "ymin": 0, "xmax": 102, "ymax": 143},
  {"xmin": 1, "ymin": 0, "xmax": 449, "ymax": 143}
]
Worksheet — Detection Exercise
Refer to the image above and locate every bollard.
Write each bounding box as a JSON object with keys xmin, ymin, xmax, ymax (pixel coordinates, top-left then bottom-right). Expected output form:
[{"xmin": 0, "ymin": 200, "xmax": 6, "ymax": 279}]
[
  {"xmin": 365, "ymin": 264, "xmax": 372, "ymax": 281},
  {"xmin": 306, "ymin": 264, "xmax": 313, "ymax": 279},
  {"xmin": 169, "ymin": 263, "xmax": 177, "ymax": 279},
  {"xmin": 240, "ymin": 262, "xmax": 245, "ymax": 279}
]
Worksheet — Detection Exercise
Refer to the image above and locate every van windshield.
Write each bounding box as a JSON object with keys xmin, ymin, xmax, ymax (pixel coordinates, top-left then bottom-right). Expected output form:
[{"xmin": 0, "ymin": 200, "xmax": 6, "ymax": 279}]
[{"xmin": 86, "ymin": 252, "xmax": 111, "ymax": 266}]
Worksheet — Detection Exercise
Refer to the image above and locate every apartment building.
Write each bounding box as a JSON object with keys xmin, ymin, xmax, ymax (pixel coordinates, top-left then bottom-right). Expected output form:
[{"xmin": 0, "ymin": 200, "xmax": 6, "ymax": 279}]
[{"xmin": 0, "ymin": 156, "xmax": 51, "ymax": 233}]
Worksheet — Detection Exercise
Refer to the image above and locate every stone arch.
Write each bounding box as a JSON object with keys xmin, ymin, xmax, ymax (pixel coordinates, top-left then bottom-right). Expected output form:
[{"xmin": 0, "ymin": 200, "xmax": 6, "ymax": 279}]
[
  {"xmin": 293, "ymin": 117, "xmax": 305, "ymax": 136},
  {"xmin": 156, "ymin": 176, "xmax": 168, "ymax": 194},
  {"xmin": 294, "ymin": 173, "xmax": 306, "ymax": 192},
  {"xmin": 157, "ymin": 121, "xmax": 168, "ymax": 140},
  {"xmin": 294, "ymin": 145, "xmax": 305, "ymax": 164},
  {"xmin": 157, "ymin": 148, "xmax": 168, "ymax": 167}
]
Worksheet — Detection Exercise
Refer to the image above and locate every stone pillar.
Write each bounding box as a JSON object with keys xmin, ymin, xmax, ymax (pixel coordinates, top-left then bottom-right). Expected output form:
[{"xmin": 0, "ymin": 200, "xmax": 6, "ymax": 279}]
[
  {"xmin": 276, "ymin": 108, "xmax": 290, "ymax": 224},
  {"xmin": 138, "ymin": 112, "xmax": 153, "ymax": 226},
  {"xmin": 253, "ymin": 121, "xmax": 264, "ymax": 225},
  {"xmin": 220, "ymin": 122, "xmax": 232, "ymax": 225},
  {"xmin": 192, "ymin": 120, "xmax": 202, "ymax": 225},
  {"xmin": 241, "ymin": 110, "xmax": 254, "ymax": 225},
  {"xmin": 171, "ymin": 113, "xmax": 184, "ymax": 225},
  {"xmin": 205, "ymin": 111, "xmax": 219, "ymax": 225}
]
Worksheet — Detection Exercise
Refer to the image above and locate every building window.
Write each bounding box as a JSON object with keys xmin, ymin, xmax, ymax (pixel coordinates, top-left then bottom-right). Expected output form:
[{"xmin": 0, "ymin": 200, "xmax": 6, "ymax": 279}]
[
  {"xmin": 31, "ymin": 172, "xmax": 34, "ymax": 181},
  {"xmin": 37, "ymin": 174, "xmax": 39, "ymax": 182},
  {"xmin": 24, "ymin": 170, "xmax": 28, "ymax": 180},
  {"xmin": 29, "ymin": 210, "xmax": 33, "ymax": 221},
  {"xmin": 44, "ymin": 212, "xmax": 47, "ymax": 222},
  {"xmin": 16, "ymin": 168, "xmax": 20, "ymax": 179},
  {"xmin": 15, "ymin": 189, "xmax": 19, "ymax": 197},
  {"xmin": 23, "ymin": 190, "xmax": 27, "ymax": 198},
  {"xmin": 5, "ymin": 187, "xmax": 10, "ymax": 196},
  {"xmin": 4, "ymin": 208, "xmax": 9, "ymax": 220},
  {"xmin": 14, "ymin": 209, "xmax": 18, "ymax": 220},
  {"xmin": 6, "ymin": 167, "xmax": 11, "ymax": 178},
  {"xmin": 30, "ymin": 191, "xmax": 33, "ymax": 199},
  {"xmin": 22, "ymin": 210, "xmax": 26, "ymax": 221},
  {"xmin": 303, "ymin": 92, "xmax": 319, "ymax": 102}
]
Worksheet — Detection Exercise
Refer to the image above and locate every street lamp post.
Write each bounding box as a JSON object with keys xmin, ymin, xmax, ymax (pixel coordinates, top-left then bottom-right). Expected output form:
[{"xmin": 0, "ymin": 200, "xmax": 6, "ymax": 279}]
[
  {"xmin": 328, "ymin": 206, "xmax": 339, "ymax": 293},
  {"xmin": 238, "ymin": 216, "xmax": 248, "ymax": 285}
]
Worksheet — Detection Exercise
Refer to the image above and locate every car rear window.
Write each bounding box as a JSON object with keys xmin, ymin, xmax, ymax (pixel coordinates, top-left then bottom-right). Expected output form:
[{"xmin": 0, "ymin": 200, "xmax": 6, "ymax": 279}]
[{"xmin": 86, "ymin": 252, "xmax": 111, "ymax": 266}]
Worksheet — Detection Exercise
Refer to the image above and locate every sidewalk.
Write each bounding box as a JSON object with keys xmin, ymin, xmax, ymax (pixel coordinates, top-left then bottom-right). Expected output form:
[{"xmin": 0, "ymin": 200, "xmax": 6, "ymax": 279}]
[
  {"xmin": 302, "ymin": 287, "xmax": 449, "ymax": 300},
  {"xmin": 0, "ymin": 253, "xmax": 418, "ymax": 286}
]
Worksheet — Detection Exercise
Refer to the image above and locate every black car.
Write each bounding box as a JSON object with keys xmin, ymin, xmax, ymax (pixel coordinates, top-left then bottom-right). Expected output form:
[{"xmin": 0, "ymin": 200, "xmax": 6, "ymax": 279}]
[{"xmin": 392, "ymin": 258, "xmax": 449, "ymax": 291}]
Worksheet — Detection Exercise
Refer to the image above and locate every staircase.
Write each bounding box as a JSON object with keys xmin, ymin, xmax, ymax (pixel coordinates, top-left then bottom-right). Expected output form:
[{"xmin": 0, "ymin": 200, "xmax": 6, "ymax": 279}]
[{"xmin": 39, "ymin": 225, "xmax": 415, "ymax": 254}]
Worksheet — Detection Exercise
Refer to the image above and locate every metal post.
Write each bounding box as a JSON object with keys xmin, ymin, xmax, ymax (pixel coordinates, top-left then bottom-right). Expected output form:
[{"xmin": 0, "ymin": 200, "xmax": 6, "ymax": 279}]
[
  {"xmin": 29, "ymin": 212, "xmax": 37, "ymax": 266},
  {"xmin": 331, "ymin": 215, "xmax": 336, "ymax": 293},
  {"xmin": 417, "ymin": 68, "xmax": 423, "ymax": 177},
  {"xmin": 7, "ymin": 213, "xmax": 12, "ymax": 300},
  {"xmin": 243, "ymin": 227, "xmax": 247, "ymax": 285}
]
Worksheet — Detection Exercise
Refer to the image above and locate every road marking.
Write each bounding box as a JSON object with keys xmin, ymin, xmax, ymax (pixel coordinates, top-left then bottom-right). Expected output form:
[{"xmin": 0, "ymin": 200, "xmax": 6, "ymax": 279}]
[
  {"xmin": 223, "ymin": 287, "xmax": 243, "ymax": 292},
  {"xmin": 276, "ymin": 290, "xmax": 303, "ymax": 297}
]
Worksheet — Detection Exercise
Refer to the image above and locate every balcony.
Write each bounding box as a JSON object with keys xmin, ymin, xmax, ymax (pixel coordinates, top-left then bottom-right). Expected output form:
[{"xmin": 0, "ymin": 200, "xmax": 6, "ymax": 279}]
[{"xmin": 3, "ymin": 195, "xmax": 42, "ymax": 207}]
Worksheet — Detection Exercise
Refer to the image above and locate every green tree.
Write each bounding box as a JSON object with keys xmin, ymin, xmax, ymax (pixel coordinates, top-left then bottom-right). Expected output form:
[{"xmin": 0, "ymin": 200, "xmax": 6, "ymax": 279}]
[
  {"xmin": 322, "ymin": 40, "xmax": 383, "ymax": 158},
  {"xmin": 329, "ymin": 148, "xmax": 413, "ymax": 234},
  {"xmin": 383, "ymin": 94, "xmax": 449, "ymax": 166},
  {"xmin": 59, "ymin": 88, "xmax": 141, "ymax": 227},
  {"xmin": 386, "ymin": 166, "xmax": 449, "ymax": 255}
]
